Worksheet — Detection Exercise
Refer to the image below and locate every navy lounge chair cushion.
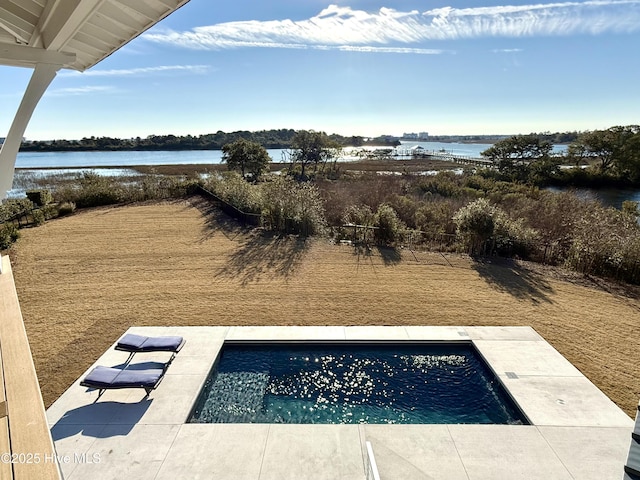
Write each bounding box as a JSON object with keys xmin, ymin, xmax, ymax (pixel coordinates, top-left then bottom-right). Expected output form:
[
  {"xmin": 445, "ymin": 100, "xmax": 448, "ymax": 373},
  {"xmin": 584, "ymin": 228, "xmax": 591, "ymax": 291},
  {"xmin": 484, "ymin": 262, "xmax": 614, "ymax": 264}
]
[
  {"xmin": 115, "ymin": 333, "xmax": 185, "ymax": 353},
  {"xmin": 626, "ymin": 435, "xmax": 640, "ymax": 478},
  {"xmin": 80, "ymin": 366, "xmax": 165, "ymax": 392}
]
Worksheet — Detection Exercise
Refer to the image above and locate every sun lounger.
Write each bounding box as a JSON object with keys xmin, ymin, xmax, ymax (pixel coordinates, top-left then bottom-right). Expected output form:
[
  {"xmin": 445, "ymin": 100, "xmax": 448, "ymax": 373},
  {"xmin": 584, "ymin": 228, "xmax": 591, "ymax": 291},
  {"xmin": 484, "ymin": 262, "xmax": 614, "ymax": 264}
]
[
  {"xmin": 80, "ymin": 366, "xmax": 166, "ymax": 400},
  {"xmin": 626, "ymin": 433, "xmax": 640, "ymax": 478},
  {"xmin": 115, "ymin": 333, "xmax": 185, "ymax": 363}
]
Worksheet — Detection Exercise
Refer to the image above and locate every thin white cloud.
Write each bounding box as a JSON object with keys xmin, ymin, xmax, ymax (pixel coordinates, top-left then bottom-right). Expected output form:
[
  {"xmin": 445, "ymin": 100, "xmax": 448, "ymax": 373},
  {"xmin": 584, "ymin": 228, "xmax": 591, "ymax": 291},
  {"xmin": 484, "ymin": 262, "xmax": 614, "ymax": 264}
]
[
  {"xmin": 60, "ymin": 65, "xmax": 211, "ymax": 77},
  {"xmin": 205, "ymin": 42, "xmax": 446, "ymax": 54},
  {"xmin": 46, "ymin": 86, "xmax": 116, "ymax": 97},
  {"xmin": 492, "ymin": 48, "xmax": 524, "ymax": 53},
  {"xmin": 332, "ymin": 45, "xmax": 447, "ymax": 54},
  {"xmin": 143, "ymin": 1, "xmax": 640, "ymax": 52}
]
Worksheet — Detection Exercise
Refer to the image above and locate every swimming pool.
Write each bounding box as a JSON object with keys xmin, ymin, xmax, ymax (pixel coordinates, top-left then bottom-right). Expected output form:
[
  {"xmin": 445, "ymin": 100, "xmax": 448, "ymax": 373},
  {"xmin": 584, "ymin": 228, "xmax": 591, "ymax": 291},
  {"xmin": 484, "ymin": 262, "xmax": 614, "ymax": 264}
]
[{"xmin": 188, "ymin": 343, "xmax": 528, "ymax": 425}]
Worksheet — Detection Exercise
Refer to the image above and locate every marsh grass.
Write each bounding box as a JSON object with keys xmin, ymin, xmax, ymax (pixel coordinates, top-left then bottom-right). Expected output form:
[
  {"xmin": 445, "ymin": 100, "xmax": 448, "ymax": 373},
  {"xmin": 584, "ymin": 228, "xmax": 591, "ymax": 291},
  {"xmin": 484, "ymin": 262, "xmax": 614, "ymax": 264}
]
[{"xmin": 8, "ymin": 165, "xmax": 640, "ymax": 284}]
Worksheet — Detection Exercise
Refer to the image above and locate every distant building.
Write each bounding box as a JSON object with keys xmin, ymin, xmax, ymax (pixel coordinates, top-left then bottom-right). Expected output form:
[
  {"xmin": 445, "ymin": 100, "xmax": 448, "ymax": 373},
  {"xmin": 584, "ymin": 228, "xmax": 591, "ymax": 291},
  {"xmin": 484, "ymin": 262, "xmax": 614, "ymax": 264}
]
[{"xmin": 402, "ymin": 132, "xmax": 429, "ymax": 140}]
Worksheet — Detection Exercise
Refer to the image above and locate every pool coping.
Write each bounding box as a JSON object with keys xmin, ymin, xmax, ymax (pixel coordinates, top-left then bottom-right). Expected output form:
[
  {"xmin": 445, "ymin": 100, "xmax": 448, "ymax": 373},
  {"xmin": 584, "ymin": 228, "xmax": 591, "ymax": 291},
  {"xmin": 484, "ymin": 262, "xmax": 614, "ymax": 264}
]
[{"xmin": 47, "ymin": 326, "xmax": 634, "ymax": 480}]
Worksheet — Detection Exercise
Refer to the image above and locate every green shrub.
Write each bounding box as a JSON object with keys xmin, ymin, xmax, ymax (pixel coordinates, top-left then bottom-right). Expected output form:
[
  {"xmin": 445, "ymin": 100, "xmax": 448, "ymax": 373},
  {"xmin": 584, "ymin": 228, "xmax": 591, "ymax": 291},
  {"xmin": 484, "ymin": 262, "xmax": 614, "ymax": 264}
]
[
  {"xmin": 41, "ymin": 204, "xmax": 58, "ymax": 220},
  {"xmin": 374, "ymin": 203, "xmax": 405, "ymax": 244},
  {"xmin": 342, "ymin": 204, "xmax": 375, "ymax": 226},
  {"xmin": 31, "ymin": 209, "xmax": 46, "ymax": 226},
  {"xmin": 339, "ymin": 204, "xmax": 375, "ymax": 243},
  {"xmin": 0, "ymin": 198, "xmax": 34, "ymax": 222},
  {"xmin": 167, "ymin": 177, "xmax": 202, "ymax": 197},
  {"xmin": 0, "ymin": 223, "xmax": 20, "ymax": 250},
  {"xmin": 565, "ymin": 204, "xmax": 640, "ymax": 283},
  {"xmin": 260, "ymin": 176, "xmax": 326, "ymax": 236},
  {"xmin": 388, "ymin": 195, "xmax": 419, "ymax": 228},
  {"xmin": 26, "ymin": 189, "xmax": 53, "ymax": 206},
  {"xmin": 415, "ymin": 200, "xmax": 460, "ymax": 235},
  {"xmin": 135, "ymin": 173, "xmax": 194, "ymax": 201},
  {"xmin": 556, "ymin": 166, "xmax": 616, "ymax": 188},
  {"xmin": 493, "ymin": 212, "xmax": 540, "ymax": 258},
  {"xmin": 453, "ymin": 198, "xmax": 497, "ymax": 252},
  {"xmin": 57, "ymin": 201, "xmax": 76, "ymax": 216},
  {"xmin": 463, "ymin": 175, "xmax": 493, "ymax": 192},
  {"xmin": 418, "ymin": 176, "xmax": 459, "ymax": 198},
  {"xmin": 205, "ymin": 172, "xmax": 261, "ymax": 213},
  {"xmin": 516, "ymin": 191, "xmax": 586, "ymax": 247},
  {"xmin": 453, "ymin": 198, "xmax": 541, "ymax": 257},
  {"xmin": 75, "ymin": 187, "xmax": 122, "ymax": 208},
  {"xmin": 55, "ymin": 172, "xmax": 123, "ymax": 208},
  {"xmin": 137, "ymin": 174, "xmax": 162, "ymax": 201}
]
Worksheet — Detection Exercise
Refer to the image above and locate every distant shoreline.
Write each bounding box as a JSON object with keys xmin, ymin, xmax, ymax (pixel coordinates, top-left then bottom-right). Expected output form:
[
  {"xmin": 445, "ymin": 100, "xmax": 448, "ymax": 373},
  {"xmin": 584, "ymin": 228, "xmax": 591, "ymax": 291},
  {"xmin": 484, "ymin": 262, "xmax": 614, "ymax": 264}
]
[{"xmin": 16, "ymin": 158, "xmax": 461, "ymax": 175}]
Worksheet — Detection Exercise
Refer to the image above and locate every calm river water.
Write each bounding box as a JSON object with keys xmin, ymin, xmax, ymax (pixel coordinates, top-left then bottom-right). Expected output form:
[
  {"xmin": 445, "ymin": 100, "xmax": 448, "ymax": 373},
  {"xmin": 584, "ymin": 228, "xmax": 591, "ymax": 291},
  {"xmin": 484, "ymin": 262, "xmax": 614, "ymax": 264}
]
[
  {"xmin": 546, "ymin": 186, "xmax": 640, "ymax": 210},
  {"xmin": 10, "ymin": 143, "xmax": 639, "ymax": 208},
  {"xmin": 15, "ymin": 149, "xmax": 284, "ymax": 168},
  {"xmin": 13, "ymin": 142, "xmax": 498, "ymax": 169}
]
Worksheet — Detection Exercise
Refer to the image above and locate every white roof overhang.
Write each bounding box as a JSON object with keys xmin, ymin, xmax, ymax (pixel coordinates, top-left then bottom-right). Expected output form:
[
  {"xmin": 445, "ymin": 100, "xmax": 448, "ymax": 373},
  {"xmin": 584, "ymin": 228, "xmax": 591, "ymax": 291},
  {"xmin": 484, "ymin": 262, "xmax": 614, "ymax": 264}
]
[
  {"xmin": 0, "ymin": 0, "xmax": 192, "ymax": 199},
  {"xmin": 0, "ymin": 0, "xmax": 190, "ymax": 72}
]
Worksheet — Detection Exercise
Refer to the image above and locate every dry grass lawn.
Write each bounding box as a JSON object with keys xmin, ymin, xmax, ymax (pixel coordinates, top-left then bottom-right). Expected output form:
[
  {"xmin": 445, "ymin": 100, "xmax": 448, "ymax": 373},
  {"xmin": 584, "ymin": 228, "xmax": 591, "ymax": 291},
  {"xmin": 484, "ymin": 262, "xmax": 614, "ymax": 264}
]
[{"xmin": 8, "ymin": 198, "xmax": 640, "ymax": 416}]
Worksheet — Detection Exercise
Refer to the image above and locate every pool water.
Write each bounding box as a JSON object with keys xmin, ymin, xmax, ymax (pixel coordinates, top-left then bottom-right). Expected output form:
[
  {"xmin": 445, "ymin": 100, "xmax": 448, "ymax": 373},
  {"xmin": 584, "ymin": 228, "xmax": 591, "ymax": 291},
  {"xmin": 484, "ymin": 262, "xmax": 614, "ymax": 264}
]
[{"xmin": 188, "ymin": 343, "xmax": 527, "ymax": 425}]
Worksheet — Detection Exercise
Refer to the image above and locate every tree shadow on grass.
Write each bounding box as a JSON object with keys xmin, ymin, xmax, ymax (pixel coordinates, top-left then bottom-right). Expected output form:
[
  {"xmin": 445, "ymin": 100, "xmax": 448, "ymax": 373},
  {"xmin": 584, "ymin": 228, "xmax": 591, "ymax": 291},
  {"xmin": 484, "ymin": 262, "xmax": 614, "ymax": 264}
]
[
  {"xmin": 216, "ymin": 231, "xmax": 309, "ymax": 285},
  {"xmin": 377, "ymin": 246, "xmax": 402, "ymax": 265},
  {"xmin": 186, "ymin": 195, "xmax": 252, "ymax": 242},
  {"xmin": 471, "ymin": 257, "xmax": 555, "ymax": 304},
  {"xmin": 352, "ymin": 244, "xmax": 402, "ymax": 277},
  {"xmin": 186, "ymin": 195, "xmax": 309, "ymax": 284}
]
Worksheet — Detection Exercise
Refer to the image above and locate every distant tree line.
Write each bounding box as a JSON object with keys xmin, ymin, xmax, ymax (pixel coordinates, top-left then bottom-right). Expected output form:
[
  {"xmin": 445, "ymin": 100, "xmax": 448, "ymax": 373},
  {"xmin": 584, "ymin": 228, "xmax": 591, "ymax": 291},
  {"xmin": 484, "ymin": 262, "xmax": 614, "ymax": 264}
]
[
  {"xmin": 17, "ymin": 129, "xmax": 582, "ymax": 153},
  {"xmin": 18, "ymin": 129, "xmax": 399, "ymax": 152},
  {"xmin": 428, "ymin": 131, "xmax": 580, "ymax": 144},
  {"xmin": 481, "ymin": 125, "xmax": 640, "ymax": 187}
]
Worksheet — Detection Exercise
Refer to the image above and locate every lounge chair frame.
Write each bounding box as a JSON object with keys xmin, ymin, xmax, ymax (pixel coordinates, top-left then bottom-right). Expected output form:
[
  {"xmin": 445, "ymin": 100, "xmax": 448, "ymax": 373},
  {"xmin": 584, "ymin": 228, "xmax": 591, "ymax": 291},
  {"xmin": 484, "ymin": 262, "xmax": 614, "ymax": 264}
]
[{"xmin": 80, "ymin": 366, "xmax": 166, "ymax": 401}]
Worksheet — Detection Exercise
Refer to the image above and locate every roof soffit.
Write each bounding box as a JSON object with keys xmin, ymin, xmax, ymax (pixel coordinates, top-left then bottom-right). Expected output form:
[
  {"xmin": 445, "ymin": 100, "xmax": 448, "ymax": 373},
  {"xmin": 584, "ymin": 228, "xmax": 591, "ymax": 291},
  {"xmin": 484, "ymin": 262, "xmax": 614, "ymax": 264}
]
[{"xmin": 0, "ymin": 0, "xmax": 191, "ymax": 71}]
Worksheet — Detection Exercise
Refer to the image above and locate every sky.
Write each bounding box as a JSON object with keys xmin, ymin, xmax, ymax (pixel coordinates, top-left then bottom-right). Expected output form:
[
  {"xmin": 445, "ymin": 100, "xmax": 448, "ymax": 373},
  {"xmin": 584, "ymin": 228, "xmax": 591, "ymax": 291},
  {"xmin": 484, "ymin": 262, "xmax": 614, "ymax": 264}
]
[{"xmin": 1, "ymin": 0, "xmax": 640, "ymax": 140}]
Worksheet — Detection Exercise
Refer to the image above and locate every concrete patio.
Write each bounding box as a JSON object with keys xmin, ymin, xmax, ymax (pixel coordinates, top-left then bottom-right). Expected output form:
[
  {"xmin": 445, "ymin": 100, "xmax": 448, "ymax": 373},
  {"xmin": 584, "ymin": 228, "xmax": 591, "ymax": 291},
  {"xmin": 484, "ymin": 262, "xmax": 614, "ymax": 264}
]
[{"xmin": 46, "ymin": 326, "xmax": 633, "ymax": 480}]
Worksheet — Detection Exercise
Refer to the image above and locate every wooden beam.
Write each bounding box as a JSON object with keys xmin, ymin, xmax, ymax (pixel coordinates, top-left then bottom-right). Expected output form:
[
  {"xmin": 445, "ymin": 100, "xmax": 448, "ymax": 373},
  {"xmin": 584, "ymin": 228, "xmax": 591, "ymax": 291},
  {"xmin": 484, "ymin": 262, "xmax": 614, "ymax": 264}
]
[
  {"xmin": 0, "ymin": 12, "xmax": 30, "ymax": 44},
  {"xmin": 0, "ymin": 257, "xmax": 61, "ymax": 479},
  {"xmin": 28, "ymin": 0, "xmax": 60, "ymax": 48},
  {"xmin": 0, "ymin": 329, "xmax": 12, "ymax": 480},
  {"xmin": 0, "ymin": 418, "xmax": 11, "ymax": 480},
  {"xmin": 38, "ymin": 0, "xmax": 105, "ymax": 51},
  {"xmin": 0, "ymin": 42, "xmax": 75, "ymax": 68}
]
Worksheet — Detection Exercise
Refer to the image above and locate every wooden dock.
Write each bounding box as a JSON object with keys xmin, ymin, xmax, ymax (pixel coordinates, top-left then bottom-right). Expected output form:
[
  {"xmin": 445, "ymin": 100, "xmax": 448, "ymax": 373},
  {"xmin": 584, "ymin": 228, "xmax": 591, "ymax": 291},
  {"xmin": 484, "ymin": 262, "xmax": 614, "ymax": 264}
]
[
  {"xmin": 0, "ymin": 255, "xmax": 61, "ymax": 480},
  {"xmin": 392, "ymin": 149, "xmax": 494, "ymax": 167}
]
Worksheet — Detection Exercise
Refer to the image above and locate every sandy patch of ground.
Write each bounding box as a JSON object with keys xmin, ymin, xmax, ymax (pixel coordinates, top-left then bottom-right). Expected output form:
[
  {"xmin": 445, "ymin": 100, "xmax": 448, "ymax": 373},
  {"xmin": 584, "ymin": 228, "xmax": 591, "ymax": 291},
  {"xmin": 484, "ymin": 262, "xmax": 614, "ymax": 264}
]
[{"xmin": 8, "ymin": 198, "xmax": 640, "ymax": 415}]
